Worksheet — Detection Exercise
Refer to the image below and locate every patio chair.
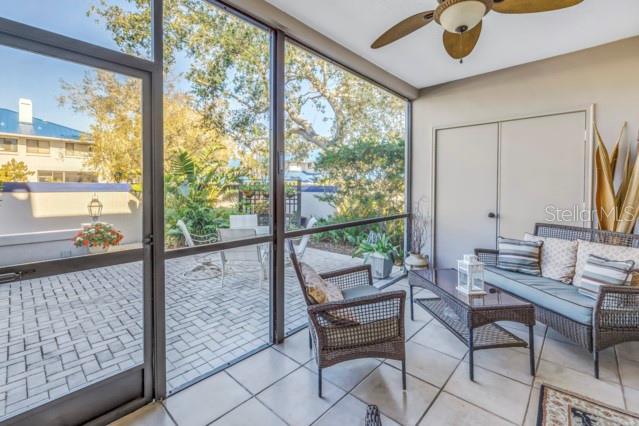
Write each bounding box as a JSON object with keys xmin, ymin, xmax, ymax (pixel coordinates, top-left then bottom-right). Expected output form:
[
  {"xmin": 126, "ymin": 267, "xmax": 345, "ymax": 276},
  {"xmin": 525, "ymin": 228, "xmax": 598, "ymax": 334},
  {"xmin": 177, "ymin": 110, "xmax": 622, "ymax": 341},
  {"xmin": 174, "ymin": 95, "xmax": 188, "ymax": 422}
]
[
  {"xmin": 288, "ymin": 239, "xmax": 406, "ymax": 397},
  {"xmin": 286, "ymin": 216, "xmax": 317, "ymax": 262},
  {"xmin": 218, "ymin": 228, "xmax": 268, "ymax": 289},
  {"xmin": 176, "ymin": 220, "xmax": 220, "ymax": 280}
]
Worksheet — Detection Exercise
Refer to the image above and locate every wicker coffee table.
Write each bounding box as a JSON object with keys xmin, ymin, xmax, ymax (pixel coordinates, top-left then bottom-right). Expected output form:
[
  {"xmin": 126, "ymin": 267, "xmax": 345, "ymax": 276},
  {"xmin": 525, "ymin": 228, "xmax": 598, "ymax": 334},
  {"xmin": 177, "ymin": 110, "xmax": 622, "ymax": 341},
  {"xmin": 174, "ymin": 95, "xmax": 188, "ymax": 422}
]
[{"xmin": 409, "ymin": 268, "xmax": 536, "ymax": 380}]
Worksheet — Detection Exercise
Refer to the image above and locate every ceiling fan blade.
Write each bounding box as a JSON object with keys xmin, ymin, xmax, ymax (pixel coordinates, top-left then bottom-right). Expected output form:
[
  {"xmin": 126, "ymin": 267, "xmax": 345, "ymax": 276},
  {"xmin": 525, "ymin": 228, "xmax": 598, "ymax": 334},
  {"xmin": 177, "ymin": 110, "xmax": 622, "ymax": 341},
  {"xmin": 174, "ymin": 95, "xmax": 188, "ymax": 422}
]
[
  {"xmin": 371, "ymin": 10, "xmax": 434, "ymax": 49},
  {"xmin": 443, "ymin": 21, "xmax": 482, "ymax": 60},
  {"xmin": 492, "ymin": 0, "xmax": 583, "ymax": 14}
]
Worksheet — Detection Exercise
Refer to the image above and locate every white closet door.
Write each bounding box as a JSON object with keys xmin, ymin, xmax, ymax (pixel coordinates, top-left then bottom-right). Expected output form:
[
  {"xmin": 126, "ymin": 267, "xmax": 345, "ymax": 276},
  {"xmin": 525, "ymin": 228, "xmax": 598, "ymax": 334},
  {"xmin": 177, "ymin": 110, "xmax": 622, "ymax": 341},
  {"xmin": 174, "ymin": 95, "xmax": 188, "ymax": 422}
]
[
  {"xmin": 435, "ymin": 123, "xmax": 499, "ymax": 268},
  {"xmin": 499, "ymin": 112, "xmax": 588, "ymax": 239}
]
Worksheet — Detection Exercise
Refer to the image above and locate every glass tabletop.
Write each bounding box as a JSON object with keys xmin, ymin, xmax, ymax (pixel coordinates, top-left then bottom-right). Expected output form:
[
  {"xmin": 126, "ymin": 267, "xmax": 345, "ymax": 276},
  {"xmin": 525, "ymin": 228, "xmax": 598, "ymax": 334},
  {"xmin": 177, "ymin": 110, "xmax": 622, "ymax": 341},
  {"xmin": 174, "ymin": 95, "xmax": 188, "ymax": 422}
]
[{"xmin": 411, "ymin": 268, "xmax": 531, "ymax": 309}]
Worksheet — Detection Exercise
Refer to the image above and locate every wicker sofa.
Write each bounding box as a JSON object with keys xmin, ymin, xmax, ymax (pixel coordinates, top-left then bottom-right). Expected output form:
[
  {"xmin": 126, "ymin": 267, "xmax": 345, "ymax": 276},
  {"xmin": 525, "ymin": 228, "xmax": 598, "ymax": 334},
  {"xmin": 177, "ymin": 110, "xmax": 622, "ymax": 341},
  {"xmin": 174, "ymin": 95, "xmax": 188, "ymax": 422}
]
[
  {"xmin": 475, "ymin": 223, "xmax": 639, "ymax": 378},
  {"xmin": 287, "ymin": 240, "xmax": 406, "ymax": 397}
]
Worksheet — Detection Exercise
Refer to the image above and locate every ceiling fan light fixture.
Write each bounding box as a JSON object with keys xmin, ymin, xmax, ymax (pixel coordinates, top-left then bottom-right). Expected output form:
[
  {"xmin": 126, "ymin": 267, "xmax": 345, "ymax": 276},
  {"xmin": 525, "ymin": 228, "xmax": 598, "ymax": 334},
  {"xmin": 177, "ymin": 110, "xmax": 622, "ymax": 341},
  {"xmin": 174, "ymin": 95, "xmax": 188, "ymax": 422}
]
[{"xmin": 435, "ymin": 0, "xmax": 492, "ymax": 33}]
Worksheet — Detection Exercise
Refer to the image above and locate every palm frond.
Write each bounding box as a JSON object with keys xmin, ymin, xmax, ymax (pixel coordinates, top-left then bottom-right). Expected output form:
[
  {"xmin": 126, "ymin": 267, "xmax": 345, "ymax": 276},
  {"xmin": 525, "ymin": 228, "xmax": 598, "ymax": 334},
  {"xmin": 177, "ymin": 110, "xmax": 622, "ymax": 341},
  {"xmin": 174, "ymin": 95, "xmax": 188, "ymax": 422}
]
[
  {"xmin": 616, "ymin": 140, "xmax": 639, "ymax": 234},
  {"xmin": 594, "ymin": 125, "xmax": 617, "ymax": 231}
]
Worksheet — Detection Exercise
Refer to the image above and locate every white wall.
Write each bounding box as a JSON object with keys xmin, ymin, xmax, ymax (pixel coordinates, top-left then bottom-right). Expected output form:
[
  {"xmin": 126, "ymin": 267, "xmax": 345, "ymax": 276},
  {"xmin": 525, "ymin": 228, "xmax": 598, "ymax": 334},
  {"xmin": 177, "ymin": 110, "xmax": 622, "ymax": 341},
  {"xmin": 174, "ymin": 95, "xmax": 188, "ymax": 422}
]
[
  {"xmin": 0, "ymin": 189, "xmax": 142, "ymax": 264},
  {"xmin": 300, "ymin": 192, "xmax": 335, "ymax": 220},
  {"xmin": 413, "ymin": 36, "xmax": 639, "ymax": 247},
  {"xmin": 0, "ymin": 135, "xmax": 92, "ymax": 181}
]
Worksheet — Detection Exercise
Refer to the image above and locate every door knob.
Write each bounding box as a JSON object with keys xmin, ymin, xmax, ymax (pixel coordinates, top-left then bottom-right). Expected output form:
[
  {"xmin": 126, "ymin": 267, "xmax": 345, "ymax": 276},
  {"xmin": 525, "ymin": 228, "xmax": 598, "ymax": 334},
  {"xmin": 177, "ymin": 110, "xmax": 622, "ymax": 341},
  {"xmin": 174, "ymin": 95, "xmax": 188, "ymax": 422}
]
[{"xmin": 488, "ymin": 212, "xmax": 497, "ymax": 218}]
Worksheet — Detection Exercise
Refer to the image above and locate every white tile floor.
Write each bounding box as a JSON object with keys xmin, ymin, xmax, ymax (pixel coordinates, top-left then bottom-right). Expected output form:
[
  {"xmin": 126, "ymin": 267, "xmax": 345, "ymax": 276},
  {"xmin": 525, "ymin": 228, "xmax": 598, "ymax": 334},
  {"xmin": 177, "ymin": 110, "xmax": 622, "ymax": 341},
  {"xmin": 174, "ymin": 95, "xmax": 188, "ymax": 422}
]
[{"xmin": 112, "ymin": 278, "xmax": 639, "ymax": 426}]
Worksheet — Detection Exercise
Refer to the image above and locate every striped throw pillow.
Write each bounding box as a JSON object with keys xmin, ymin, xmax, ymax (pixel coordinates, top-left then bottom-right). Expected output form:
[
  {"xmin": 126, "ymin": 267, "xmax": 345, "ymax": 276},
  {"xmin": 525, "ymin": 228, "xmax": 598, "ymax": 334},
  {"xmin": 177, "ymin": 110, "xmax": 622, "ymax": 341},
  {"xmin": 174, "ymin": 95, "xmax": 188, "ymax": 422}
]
[
  {"xmin": 497, "ymin": 237, "xmax": 543, "ymax": 276},
  {"xmin": 578, "ymin": 255, "xmax": 634, "ymax": 300}
]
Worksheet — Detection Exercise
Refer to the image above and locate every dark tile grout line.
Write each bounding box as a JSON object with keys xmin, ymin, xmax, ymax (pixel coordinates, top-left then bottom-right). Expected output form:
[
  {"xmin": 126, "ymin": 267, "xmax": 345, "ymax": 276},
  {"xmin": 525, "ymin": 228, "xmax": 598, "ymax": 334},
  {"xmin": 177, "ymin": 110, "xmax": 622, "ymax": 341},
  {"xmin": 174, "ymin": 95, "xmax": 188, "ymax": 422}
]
[
  {"xmin": 406, "ymin": 320, "xmax": 542, "ymax": 425},
  {"xmin": 146, "ymin": 329, "xmax": 634, "ymax": 425},
  {"xmin": 161, "ymin": 281, "xmax": 615, "ymax": 426},
  {"xmin": 308, "ymin": 361, "xmax": 385, "ymax": 425},
  {"xmin": 222, "ymin": 368, "xmax": 293, "ymax": 426},
  {"xmin": 616, "ymin": 346, "xmax": 629, "ymax": 411},
  {"xmin": 520, "ymin": 326, "xmax": 548, "ymax": 426},
  {"xmin": 205, "ymin": 327, "xmax": 361, "ymax": 426},
  {"xmin": 406, "ymin": 324, "xmax": 521, "ymax": 426},
  {"xmin": 158, "ymin": 400, "xmax": 180, "ymax": 426}
]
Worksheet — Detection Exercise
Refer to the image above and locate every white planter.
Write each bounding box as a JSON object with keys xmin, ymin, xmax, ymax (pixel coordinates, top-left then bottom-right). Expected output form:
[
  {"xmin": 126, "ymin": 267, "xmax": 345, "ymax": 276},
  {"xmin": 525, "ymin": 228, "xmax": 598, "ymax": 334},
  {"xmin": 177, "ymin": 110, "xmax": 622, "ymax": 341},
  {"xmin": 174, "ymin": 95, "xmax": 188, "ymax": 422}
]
[
  {"xmin": 370, "ymin": 253, "xmax": 393, "ymax": 279},
  {"xmin": 89, "ymin": 246, "xmax": 110, "ymax": 255},
  {"xmin": 405, "ymin": 253, "xmax": 428, "ymax": 270}
]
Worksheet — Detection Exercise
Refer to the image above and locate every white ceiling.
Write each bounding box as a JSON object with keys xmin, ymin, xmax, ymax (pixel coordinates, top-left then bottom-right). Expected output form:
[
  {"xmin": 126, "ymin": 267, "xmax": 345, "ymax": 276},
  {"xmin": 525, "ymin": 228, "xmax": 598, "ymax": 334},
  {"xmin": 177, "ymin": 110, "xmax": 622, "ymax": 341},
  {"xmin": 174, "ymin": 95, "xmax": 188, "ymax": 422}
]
[{"xmin": 265, "ymin": 0, "xmax": 639, "ymax": 88}]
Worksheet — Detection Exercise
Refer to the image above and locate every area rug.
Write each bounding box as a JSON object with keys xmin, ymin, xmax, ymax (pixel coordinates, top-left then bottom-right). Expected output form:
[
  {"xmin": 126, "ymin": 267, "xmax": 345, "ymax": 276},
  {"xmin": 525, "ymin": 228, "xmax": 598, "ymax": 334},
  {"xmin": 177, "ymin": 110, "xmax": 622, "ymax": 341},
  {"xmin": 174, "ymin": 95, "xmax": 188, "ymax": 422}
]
[{"xmin": 537, "ymin": 384, "xmax": 639, "ymax": 426}]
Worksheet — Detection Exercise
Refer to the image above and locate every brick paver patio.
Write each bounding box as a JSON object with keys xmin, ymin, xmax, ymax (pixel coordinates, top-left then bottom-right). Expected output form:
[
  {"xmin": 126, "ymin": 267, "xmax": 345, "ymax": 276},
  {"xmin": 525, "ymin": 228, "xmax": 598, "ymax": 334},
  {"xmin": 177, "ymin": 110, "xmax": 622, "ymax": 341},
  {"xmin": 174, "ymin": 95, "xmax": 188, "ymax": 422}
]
[{"xmin": 0, "ymin": 247, "xmax": 401, "ymax": 420}]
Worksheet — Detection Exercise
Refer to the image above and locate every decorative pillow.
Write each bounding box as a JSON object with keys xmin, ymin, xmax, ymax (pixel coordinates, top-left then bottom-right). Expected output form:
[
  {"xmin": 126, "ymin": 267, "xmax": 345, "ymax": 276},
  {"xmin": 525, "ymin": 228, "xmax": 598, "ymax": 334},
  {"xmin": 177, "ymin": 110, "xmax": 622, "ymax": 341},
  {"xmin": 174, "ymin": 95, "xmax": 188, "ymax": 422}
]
[
  {"xmin": 574, "ymin": 240, "xmax": 639, "ymax": 287},
  {"xmin": 300, "ymin": 262, "xmax": 343, "ymax": 304},
  {"xmin": 578, "ymin": 255, "xmax": 634, "ymax": 299},
  {"xmin": 524, "ymin": 233, "xmax": 578, "ymax": 284},
  {"xmin": 497, "ymin": 237, "xmax": 543, "ymax": 276},
  {"xmin": 299, "ymin": 263, "xmax": 359, "ymax": 325}
]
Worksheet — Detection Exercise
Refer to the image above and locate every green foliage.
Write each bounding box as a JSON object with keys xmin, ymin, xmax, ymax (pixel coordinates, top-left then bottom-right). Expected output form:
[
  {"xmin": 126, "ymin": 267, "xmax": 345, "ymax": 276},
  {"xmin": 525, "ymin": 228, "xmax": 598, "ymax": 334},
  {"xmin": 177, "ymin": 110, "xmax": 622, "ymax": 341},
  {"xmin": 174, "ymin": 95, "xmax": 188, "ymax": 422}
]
[
  {"xmin": 164, "ymin": 150, "xmax": 239, "ymax": 246},
  {"xmin": 0, "ymin": 159, "xmax": 33, "ymax": 183},
  {"xmin": 311, "ymin": 218, "xmax": 405, "ymax": 261},
  {"xmin": 315, "ymin": 137, "xmax": 405, "ymax": 219},
  {"xmin": 84, "ymin": 1, "xmax": 408, "ymax": 248},
  {"xmin": 89, "ymin": 0, "xmax": 405, "ymax": 159},
  {"xmin": 353, "ymin": 233, "xmax": 400, "ymax": 262}
]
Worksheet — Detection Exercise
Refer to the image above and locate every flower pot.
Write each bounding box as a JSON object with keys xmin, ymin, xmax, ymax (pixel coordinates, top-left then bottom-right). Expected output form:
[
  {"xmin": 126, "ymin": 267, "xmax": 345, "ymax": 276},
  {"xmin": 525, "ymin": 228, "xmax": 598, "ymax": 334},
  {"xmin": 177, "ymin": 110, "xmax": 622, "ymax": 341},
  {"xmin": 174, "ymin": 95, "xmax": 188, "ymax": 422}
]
[
  {"xmin": 89, "ymin": 246, "xmax": 110, "ymax": 255},
  {"xmin": 405, "ymin": 253, "xmax": 428, "ymax": 270},
  {"xmin": 369, "ymin": 253, "xmax": 393, "ymax": 279}
]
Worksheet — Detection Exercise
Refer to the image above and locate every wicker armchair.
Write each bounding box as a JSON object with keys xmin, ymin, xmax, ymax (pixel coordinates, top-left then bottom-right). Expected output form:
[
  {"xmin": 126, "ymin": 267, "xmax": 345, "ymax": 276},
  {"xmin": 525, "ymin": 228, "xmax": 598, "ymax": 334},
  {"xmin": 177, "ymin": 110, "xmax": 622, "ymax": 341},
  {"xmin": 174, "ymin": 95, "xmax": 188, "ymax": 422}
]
[
  {"xmin": 287, "ymin": 240, "xmax": 406, "ymax": 397},
  {"xmin": 476, "ymin": 223, "xmax": 639, "ymax": 378}
]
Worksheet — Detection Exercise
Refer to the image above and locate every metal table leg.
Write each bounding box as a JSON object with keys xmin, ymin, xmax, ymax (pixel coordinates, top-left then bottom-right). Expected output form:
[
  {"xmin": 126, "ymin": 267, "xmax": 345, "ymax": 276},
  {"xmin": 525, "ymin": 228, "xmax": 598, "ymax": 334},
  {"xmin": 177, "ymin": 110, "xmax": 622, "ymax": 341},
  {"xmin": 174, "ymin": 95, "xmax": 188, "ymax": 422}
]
[
  {"xmin": 409, "ymin": 285, "xmax": 414, "ymax": 321},
  {"xmin": 468, "ymin": 327, "xmax": 474, "ymax": 381},
  {"xmin": 529, "ymin": 325, "xmax": 535, "ymax": 376}
]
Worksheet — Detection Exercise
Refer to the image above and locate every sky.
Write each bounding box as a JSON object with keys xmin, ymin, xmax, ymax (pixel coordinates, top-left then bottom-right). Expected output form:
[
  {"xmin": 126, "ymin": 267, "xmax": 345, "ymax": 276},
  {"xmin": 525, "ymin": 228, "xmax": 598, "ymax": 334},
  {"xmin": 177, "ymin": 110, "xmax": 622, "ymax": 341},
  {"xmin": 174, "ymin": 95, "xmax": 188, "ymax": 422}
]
[
  {"xmin": 0, "ymin": 0, "xmax": 332, "ymax": 143},
  {"xmin": 0, "ymin": 1, "xmax": 147, "ymax": 132}
]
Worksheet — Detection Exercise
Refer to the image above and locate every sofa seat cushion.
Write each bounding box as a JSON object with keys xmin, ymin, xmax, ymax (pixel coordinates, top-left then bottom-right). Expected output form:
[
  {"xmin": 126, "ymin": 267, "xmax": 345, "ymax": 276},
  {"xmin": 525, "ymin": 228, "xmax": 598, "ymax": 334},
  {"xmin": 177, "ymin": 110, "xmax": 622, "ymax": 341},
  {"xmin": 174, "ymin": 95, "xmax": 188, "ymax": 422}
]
[
  {"xmin": 342, "ymin": 285, "xmax": 381, "ymax": 300},
  {"xmin": 485, "ymin": 266, "xmax": 595, "ymax": 325}
]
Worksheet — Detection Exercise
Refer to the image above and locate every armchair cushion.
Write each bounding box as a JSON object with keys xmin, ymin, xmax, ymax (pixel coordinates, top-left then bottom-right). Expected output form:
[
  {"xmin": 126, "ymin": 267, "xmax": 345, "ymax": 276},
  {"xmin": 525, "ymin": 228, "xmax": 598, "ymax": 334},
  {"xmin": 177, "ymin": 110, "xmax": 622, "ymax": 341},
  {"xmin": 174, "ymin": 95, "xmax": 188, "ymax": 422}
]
[
  {"xmin": 342, "ymin": 285, "xmax": 381, "ymax": 299},
  {"xmin": 324, "ymin": 318, "xmax": 400, "ymax": 350},
  {"xmin": 485, "ymin": 266, "xmax": 595, "ymax": 325},
  {"xmin": 300, "ymin": 262, "xmax": 344, "ymax": 305}
]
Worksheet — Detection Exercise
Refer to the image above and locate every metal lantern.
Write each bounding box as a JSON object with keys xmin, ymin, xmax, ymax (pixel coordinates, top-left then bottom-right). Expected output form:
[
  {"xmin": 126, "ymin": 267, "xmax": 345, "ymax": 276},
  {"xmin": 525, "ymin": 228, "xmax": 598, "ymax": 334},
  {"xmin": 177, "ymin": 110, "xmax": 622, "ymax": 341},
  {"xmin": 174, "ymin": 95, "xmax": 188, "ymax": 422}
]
[
  {"xmin": 87, "ymin": 193, "xmax": 103, "ymax": 222},
  {"xmin": 457, "ymin": 254, "xmax": 485, "ymax": 294}
]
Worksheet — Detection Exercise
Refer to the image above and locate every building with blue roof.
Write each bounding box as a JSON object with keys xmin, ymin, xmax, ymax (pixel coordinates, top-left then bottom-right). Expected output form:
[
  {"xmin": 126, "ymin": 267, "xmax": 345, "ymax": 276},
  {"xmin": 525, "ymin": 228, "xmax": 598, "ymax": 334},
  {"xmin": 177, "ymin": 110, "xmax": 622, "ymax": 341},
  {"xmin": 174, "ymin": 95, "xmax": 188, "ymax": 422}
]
[{"xmin": 0, "ymin": 99, "xmax": 97, "ymax": 183}]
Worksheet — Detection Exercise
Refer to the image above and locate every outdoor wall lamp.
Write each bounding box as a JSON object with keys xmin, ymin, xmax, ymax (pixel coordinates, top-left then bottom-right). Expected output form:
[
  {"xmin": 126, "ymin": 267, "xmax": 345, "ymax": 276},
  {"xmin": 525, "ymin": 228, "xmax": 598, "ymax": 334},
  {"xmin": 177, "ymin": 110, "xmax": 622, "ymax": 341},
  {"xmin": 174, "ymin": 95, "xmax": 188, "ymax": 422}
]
[{"xmin": 87, "ymin": 193, "xmax": 103, "ymax": 222}]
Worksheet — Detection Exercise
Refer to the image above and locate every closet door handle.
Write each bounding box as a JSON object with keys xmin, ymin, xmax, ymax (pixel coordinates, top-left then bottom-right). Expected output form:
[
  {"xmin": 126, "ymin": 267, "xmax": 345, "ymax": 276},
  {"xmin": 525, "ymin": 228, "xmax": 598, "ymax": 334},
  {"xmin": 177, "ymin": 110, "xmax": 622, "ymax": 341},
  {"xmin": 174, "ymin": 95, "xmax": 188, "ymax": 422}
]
[{"xmin": 488, "ymin": 212, "xmax": 497, "ymax": 219}]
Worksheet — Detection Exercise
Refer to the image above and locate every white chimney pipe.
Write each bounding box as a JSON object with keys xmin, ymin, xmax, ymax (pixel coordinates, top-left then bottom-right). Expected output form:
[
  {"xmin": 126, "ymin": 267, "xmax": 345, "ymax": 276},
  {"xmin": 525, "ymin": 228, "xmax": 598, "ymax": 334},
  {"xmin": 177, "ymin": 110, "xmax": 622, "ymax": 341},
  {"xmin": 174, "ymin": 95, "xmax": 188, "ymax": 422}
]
[{"xmin": 19, "ymin": 98, "xmax": 32, "ymax": 124}]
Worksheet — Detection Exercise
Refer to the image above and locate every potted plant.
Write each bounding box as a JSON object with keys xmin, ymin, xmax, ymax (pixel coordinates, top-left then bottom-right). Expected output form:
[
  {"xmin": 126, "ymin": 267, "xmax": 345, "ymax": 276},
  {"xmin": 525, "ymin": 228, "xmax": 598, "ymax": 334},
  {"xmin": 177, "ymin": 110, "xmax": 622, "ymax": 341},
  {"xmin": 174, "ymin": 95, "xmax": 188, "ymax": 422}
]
[
  {"xmin": 74, "ymin": 222, "xmax": 124, "ymax": 254},
  {"xmin": 406, "ymin": 198, "xmax": 430, "ymax": 270},
  {"xmin": 354, "ymin": 233, "xmax": 399, "ymax": 279}
]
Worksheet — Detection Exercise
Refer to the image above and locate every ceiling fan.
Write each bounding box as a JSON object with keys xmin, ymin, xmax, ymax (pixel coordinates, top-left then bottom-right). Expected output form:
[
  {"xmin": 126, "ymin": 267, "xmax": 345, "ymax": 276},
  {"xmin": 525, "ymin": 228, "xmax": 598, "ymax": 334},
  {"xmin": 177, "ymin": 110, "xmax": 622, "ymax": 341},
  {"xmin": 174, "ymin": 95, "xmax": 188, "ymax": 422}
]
[{"xmin": 371, "ymin": 0, "xmax": 584, "ymax": 61}]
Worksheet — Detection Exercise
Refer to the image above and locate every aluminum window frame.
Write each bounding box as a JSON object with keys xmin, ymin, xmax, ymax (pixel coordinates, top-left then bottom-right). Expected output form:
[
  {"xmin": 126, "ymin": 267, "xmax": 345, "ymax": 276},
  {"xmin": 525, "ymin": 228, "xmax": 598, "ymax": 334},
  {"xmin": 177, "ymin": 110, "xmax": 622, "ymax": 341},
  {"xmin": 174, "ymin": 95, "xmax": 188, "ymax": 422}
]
[
  {"xmin": 0, "ymin": 0, "xmax": 413, "ymax": 421},
  {"xmin": 0, "ymin": 8, "xmax": 161, "ymax": 424}
]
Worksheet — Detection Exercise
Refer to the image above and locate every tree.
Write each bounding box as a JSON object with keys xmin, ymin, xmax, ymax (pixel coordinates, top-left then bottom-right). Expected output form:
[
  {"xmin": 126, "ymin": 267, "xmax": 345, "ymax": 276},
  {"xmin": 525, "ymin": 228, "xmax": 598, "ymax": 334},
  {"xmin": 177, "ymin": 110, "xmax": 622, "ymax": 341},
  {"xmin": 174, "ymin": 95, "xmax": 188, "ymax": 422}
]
[
  {"xmin": 0, "ymin": 159, "xmax": 33, "ymax": 182},
  {"xmin": 164, "ymin": 150, "xmax": 240, "ymax": 246},
  {"xmin": 88, "ymin": 0, "xmax": 406, "ymax": 159},
  {"xmin": 59, "ymin": 71, "xmax": 231, "ymax": 184},
  {"xmin": 82, "ymin": 0, "xmax": 407, "ymax": 234},
  {"xmin": 314, "ymin": 137, "xmax": 405, "ymax": 220},
  {"xmin": 59, "ymin": 71, "xmax": 142, "ymax": 183}
]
